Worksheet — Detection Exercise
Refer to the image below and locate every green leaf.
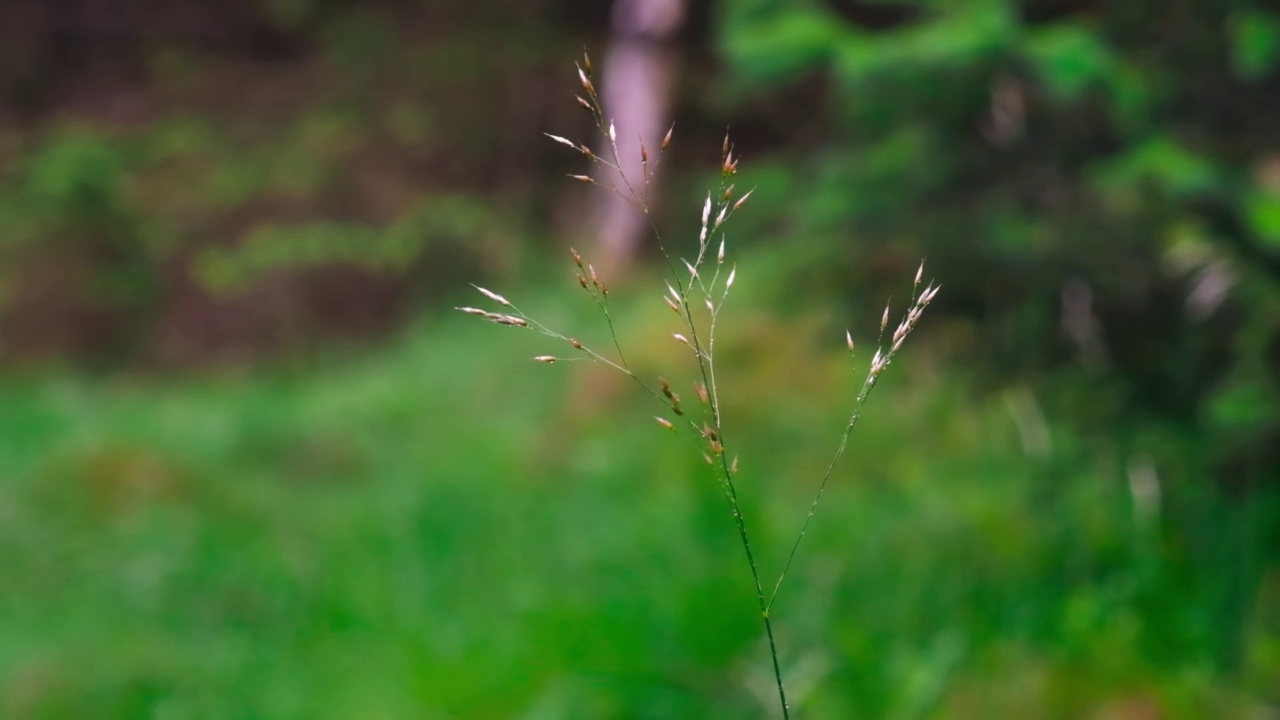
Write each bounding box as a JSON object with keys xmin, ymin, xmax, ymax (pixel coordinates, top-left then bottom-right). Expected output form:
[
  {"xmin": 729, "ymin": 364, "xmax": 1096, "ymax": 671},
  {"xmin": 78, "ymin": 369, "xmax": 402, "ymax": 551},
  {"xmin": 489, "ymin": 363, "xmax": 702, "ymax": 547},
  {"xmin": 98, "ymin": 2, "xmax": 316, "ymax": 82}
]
[
  {"xmin": 1229, "ymin": 10, "xmax": 1280, "ymax": 80},
  {"xmin": 1022, "ymin": 25, "xmax": 1116, "ymax": 99},
  {"xmin": 1092, "ymin": 137, "xmax": 1221, "ymax": 197},
  {"xmin": 1245, "ymin": 191, "xmax": 1280, "ymax": 249}
]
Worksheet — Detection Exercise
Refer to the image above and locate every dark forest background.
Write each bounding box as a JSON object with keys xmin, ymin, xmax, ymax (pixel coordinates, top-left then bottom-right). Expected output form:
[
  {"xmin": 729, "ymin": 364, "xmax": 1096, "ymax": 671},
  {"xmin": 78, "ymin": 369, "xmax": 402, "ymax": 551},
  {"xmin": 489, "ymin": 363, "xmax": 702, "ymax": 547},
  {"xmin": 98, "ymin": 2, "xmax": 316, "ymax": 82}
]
[{"xmin": 1, "ymin": 0, "xmax": 1278, "ymax": 717}]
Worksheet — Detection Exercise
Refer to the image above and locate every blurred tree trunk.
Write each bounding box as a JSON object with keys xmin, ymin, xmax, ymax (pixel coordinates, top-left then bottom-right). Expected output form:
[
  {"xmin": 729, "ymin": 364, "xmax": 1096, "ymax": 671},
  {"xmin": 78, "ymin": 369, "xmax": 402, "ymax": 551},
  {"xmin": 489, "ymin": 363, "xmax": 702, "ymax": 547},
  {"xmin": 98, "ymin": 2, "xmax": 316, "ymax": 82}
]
[{"xmin": 589, "ymin": 0, "xmax": 684, "ymax": 278}]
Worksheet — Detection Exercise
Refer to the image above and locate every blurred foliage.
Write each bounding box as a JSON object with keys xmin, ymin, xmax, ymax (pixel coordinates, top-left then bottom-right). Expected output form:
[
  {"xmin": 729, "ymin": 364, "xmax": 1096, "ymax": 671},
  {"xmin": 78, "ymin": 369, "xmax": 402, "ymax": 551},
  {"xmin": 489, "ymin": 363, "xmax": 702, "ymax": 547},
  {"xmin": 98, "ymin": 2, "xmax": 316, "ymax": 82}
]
[
  {"xmin": 716, "ymin": 0, "xmax": 1280, "ymax": 488},
  {"xmin": 0, "ymin": 289, "xmax": 1276, "ymax": 717}
]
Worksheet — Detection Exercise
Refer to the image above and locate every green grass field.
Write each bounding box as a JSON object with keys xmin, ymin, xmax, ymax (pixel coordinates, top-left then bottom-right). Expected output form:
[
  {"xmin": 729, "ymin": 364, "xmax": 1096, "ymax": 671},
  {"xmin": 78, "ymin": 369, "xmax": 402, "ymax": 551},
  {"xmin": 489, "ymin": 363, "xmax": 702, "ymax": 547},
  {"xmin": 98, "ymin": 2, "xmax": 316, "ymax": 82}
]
[{"xmin": 1, "ymin": 279, "xmax": 1275, "ymax": 718}]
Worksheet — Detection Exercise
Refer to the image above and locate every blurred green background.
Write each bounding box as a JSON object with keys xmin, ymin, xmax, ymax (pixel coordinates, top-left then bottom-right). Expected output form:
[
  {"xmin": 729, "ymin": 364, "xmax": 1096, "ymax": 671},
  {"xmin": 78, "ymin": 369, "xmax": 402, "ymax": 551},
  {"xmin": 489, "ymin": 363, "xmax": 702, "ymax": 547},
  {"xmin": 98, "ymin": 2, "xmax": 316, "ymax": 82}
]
[{"xmin": 1, "ymin": 0, "xmax": 1279, "ymax": 717}]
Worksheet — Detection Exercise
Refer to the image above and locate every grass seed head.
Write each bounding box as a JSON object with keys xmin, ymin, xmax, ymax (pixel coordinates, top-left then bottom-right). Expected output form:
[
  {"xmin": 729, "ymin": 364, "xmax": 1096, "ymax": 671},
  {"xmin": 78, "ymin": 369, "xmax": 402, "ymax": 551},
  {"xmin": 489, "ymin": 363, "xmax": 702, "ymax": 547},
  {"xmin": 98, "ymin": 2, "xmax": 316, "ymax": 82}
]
[
  {"xmin": 576, "ymin": 63, "xmax": 596, "ymax": 97},
  {"xmin": 472, "ymin": 285, "xmax": 512, "ymax": 307},
  {"xmin": 661, "ymin": 123, "xmax": 674, "ymax": 151},
  {"xmin": 492, "ymin": 314, "xmax": 528, "ymax": 327},
  {"xmin": 655, "ymin": 416, "xmax": 675, "ymax": 431},
  {"xmin": 533, "ymin": 355, "xmax": 558, "ymax": 363},
  {"xmin": 546, "ymin": 133, "xmax": 579, "ymax": 150}
]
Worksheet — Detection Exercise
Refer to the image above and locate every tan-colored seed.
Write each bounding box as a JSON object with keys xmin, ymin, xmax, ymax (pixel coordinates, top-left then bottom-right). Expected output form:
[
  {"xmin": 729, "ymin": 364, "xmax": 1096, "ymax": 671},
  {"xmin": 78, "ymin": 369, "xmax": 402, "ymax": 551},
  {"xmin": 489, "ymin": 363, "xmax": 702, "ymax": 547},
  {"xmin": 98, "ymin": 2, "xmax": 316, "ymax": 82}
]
[
  {"xmin": 576, "ymin": 95, "xmax": 593, "ymax": 113},
  {"xmin": 545, "ymin": 133, "xmax": 578, "ymax": 150},
  {"xmin": 695, "ymin": 383, "xmax": 709, "ymax": 404},
  {"xmin": 730, "ymin": 455, "xmax": 739, "ymax": 473},
  {"xmin": 568, "ymin": 338, "xmax": 583, "ymax": 349},
  {"xmin": 846, "ymin": 328, "xmax": 855, "ymax": 352},
  {"xmin": 472, "ymin": 285, "xmax": 512, "ymax": 307},
  {"xmin": 722, "ymin": 130, "xmax": 730, "ymax": 158},
  {"xmin": 533, "ymin": 355, "xmax": 557, "ymax": 363},
  {"xmin": 570, "ymin": 247, "xmax": 583, "ymax": 267},
  {"xmin": 661, "ymin": 123, "xmax": 674, "ymax": 151},
  {"xmin": 723, "ymin": 184, "xmax": 735, "ymax": 201},
  {"xmin": 733, "ymin": 188, "xmax": 754, "ymax": 211},
  {"xmin": 569, "ymin": 174, "xmax": 594, "ymax": 184},
  {"xmin": 577, "ymin": 65, "xmax": 595, "ymax": 97},
  {"xmin": 641, "ymin": 143, "xmax": 648, "ymax": 164},
  {"xmin": 664, "ymin": 296, "xmax": 680, "ymax": 313},
  {"xmin": 655, "ymin": 416, "xmax": 674, "ymax": 431},
  {"xmin": 582, "ymin": 51, "xmax": 592, "ymax": 77}
]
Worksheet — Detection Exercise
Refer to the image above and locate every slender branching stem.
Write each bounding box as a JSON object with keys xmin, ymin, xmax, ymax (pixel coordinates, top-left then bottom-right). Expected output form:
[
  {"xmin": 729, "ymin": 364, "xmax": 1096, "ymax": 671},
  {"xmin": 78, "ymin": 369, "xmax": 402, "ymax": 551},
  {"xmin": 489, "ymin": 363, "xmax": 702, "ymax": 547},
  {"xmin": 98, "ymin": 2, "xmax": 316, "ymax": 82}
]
[{"xmin": 461, "ymin": 56, "xmax": 936, "ymax": 719}]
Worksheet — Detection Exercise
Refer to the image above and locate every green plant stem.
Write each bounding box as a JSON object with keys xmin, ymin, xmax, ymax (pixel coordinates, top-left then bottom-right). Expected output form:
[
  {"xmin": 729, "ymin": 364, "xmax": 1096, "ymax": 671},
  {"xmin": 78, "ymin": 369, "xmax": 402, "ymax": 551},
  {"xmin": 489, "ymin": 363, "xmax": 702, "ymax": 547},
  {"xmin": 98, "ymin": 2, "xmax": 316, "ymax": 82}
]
[
  {"xmin": 679, "ymin": 291, "xmax": 790, "ymax": 718},
  {"xmin": 721, "ymin": 452, "xmax": 790, "ymax": 719}
]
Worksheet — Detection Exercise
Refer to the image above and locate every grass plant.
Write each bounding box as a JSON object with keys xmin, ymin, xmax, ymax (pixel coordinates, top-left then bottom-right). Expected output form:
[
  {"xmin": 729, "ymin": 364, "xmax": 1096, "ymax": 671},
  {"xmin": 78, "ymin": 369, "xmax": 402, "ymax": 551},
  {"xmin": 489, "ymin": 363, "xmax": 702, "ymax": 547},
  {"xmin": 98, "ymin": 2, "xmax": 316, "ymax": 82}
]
[{"xmin": 457, "ymin": 52, "xmax": 939, "ymax": 718}]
